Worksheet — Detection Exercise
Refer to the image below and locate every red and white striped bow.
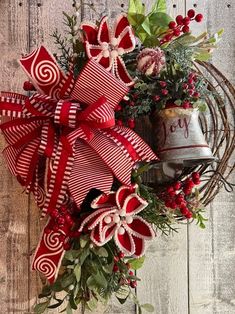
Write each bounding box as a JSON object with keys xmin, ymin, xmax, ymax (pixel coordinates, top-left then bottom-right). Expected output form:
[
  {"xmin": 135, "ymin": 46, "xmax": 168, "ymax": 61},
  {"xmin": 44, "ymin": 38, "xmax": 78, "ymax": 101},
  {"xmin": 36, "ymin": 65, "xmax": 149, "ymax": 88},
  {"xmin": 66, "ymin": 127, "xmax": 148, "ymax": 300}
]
[{"xmin": 0, "ymin": 46, "xmax": 158, "ymax": 283}]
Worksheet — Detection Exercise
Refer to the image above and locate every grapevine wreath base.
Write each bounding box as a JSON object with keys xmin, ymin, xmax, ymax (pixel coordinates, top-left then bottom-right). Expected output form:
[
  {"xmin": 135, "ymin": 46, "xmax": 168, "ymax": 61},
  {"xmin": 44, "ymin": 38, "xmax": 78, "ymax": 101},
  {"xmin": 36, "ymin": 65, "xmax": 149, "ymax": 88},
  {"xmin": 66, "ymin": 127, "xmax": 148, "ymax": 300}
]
[{"xmin": 0, "ymin": 1, "xmax": 234, "ymax": 313}]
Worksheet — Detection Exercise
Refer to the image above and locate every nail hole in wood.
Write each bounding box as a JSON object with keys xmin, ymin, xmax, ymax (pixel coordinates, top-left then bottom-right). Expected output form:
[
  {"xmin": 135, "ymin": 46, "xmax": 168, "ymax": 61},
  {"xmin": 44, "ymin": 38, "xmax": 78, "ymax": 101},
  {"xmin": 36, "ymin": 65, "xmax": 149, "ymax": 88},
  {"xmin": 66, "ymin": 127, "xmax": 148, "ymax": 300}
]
[
  {"xmin": 121, "ymin": 3, "xmax": 125, "ymax": 8},
  {"xmin": 37, "ymin": 3, "xmax": 41, "ymax": 7},
  {"xmin": 227, "ymin": 4, "xmax": 231, "ymax": 8},
  {"xmin": 193, "ymin": 3, "xmax": 197, "ymax": 8},
  {"xmin": 173, "ymin": 4, "xmax": 177, "ymax": 8},
  {"xmin": 72, "ymin": 3, "xmax": 75, "ymax": 7},
  {"xmin": 19, "ymin": 2, "xmax": 23, "ymax": 6}
]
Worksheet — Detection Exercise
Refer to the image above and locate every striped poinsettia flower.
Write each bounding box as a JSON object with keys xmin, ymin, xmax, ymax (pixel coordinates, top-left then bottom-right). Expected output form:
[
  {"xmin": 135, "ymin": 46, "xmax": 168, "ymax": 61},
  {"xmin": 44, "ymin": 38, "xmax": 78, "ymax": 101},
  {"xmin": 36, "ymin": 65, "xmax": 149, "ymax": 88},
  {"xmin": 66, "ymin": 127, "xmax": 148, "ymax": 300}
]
[
  {"xmin": 80, "ymin": 14, "xmax": 136, "ymax": 86},
  {"xmin": 79, "ymin": 185, "xmax": 155, "ymax": 257}
]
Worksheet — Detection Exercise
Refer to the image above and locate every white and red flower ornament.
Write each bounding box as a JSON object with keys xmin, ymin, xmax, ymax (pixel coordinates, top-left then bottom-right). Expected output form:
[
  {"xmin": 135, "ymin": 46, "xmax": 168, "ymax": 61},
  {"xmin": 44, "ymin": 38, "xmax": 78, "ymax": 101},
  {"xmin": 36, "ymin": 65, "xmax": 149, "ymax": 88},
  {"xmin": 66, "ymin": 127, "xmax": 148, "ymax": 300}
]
[
  {"xmin": 80, "ymin": 14, "xmax": 136, "ymax": 86},
  {"xmin": 79, "ymin": 185, "xmax": 155, "ymax": 257}
]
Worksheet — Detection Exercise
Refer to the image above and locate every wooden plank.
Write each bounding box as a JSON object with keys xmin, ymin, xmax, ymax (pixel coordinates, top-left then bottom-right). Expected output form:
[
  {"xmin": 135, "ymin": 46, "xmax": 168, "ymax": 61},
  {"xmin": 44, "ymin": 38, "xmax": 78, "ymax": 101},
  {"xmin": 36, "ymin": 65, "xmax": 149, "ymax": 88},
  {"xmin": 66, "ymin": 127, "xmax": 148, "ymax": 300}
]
[
  {"xmin": 137, "ymin": 2, "xmax": 189, "ymax": 314},
  {"xmin": 0, "ymin": 1, "xmax": 31, "ymax": 313},
  {"xmin": 186, "ymin": 1, "xmax": 235, "ymax": 313}
]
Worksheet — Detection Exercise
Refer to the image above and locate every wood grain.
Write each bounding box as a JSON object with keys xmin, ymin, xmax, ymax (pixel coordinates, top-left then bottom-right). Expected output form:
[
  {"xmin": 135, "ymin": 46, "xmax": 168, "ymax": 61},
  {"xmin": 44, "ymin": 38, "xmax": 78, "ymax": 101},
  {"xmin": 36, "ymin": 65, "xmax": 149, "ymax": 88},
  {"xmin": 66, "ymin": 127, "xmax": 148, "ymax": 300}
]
[
  {"xmin": 0, "ymin": 1, "xmax": 234, "ymax": 314},
  {"xmin": 0, "ymin": 1, "xmax": 31, "ymax": 313}
]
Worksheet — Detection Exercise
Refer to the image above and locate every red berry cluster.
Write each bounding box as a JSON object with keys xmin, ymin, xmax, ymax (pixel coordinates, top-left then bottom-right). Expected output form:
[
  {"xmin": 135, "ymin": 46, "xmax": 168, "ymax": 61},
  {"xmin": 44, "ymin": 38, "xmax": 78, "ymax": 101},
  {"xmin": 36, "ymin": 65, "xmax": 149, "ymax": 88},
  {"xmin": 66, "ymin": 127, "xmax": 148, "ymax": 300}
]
[
  {"xmin": 44, "ymin": 207, "xmax": 77, "ymax": 250},
  {"xmin": 161, "ymin": 172, "xmax": 201, "ymax": 220},
  {"xmin": 160, "ymin": 10, "xmax": 203, "ymax": 45},
  {"xmin": 183, "ymin": 72, "xmax": 200, "ymax": 99},
  {"xmin": 116, "ymin": 95, "xmax": 138, "ymax": 129},
  {"xmin": 152, "ymin": 80, "xmax": 169, "ymax": 103},
  {"xmin": 113, "ymin": 252, "xmax": 137, "ymax": 288}
]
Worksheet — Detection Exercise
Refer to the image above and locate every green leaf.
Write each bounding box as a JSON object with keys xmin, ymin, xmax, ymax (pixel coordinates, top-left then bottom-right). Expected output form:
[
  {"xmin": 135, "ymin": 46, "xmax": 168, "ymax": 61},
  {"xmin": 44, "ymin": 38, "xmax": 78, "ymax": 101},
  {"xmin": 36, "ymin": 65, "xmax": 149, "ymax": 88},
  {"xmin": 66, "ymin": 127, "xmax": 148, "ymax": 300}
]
[
  {"xmin": 61, "ymin": 274, "xmax": 75, "ymax": 288},
  {"xmin": 95, "ymin": 247, "xmax": 109, "ymax": 257},
  {"xmin": 69, "ymin": 295, "xmax": 78, "ymax": 310},
  {"xmin": 64, "ymin": 250, "xmax": 79, "ymax": 262},
  {"xmin": 128, "ymin": 256, "xmax": 145, "ymax": 270},
  {"xmin": 51, "ymin": 280, "xmax": 64, "ymax": 292},
  {"xmin": 148, "ymin": 12, "xmax": 173, "ymax": 28},
  {"xmin": 80, "ymin": 248, "xmax": 90, "ymax": 265},
  {"xmin": 38, "ymin": 285, "xmax": 51, "ymax": 298},
  {"xmin": 141, "ymin": 303, "xmax": 155, "ymax": 312},
  {"xmin": 93, "ymin": 271, "xmax": 108, "ymax": 289},
  {"xmin": 103, "ymin": 263, "xmax": 114, "ymax": 274},
  {"xmin": 74, "ymin": 264, "xmax": 81, "ymax": 282},
  {"xmin": 34, "ymin": 301, "xmax": 50, "ymax": 314},
  {"xmin": 87, "ymin": 297, "xmax": 98, "ymax": 311},
  {"xmin": 87, "ymin": 276, "xmax": 97, "ymax": 290},
  {"xmin": 129, "ymin": 0, "xmax": 145, "ymax": 15},
  {"xmin": 115, "ymin": 285, "xmax": 130, "ymax": 300},
  {"xmin": 66, "ymin": 304, "xmax": 73, "ymax": 314},
  {"xmin": 80, "ymin": 235, "xmax": 89, "ymax": 248},
  {"xmin": 151, "ymin": 0, "xmax": 167, "ymax": 13}
]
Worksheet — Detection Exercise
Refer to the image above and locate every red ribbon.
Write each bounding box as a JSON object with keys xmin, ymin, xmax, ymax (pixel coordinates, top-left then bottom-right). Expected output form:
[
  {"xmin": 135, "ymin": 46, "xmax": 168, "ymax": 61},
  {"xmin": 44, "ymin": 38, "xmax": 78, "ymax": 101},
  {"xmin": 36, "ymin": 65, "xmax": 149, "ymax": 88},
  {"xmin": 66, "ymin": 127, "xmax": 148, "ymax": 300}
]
[{"xmin": 0, "ymin": 46, "xmax": 158, "ymax": 283}]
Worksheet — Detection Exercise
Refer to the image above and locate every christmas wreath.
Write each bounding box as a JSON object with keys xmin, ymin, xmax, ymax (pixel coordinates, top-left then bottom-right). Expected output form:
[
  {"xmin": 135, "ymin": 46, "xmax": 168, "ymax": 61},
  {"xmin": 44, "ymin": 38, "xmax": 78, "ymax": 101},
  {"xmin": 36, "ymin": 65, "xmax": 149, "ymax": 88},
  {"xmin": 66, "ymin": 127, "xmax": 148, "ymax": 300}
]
[{"xmin": 0, "ymin": 1, "xmax": 234, "ymax": 313}]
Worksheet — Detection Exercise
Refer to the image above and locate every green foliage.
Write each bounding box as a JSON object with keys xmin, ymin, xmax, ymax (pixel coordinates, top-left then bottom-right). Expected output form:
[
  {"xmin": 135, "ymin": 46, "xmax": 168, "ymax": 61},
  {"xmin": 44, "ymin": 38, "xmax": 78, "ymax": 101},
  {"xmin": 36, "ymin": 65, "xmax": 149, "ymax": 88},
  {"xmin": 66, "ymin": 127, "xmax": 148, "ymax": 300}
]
[
  {"xmin": 128, "ymin": 0, "xmax": 172, "ymax": 46},
  {"xmin": 128, "ymin": 256, "xmax": 145, "ymax": 270}
]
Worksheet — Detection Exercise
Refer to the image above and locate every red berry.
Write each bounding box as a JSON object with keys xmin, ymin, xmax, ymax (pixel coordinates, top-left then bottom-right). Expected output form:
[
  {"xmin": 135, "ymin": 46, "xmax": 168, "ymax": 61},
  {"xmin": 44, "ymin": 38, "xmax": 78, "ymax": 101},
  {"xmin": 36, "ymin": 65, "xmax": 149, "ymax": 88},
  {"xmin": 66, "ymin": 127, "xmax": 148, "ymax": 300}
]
[
  {"xmin": 185, "ymin": 211, "xmax": 193, "ymax": 219},
  {"xmin": 173, "ymin": 181, "xmax": 182, "ymax": 190},
  {"xmin": 161, "ymin": 89, "xmax": 168, "ymax": 96},
  {"xmin": 192, "ymin": 172, "xmax": 200, "ymax": 180},
  {"xmin": 167, "ymin": 186, "xmax": 174, "ymax": 194},
  {"xmin": 130, "ymin": 281, "xmax": 137, "ymax": 288},
  {"xmin": 182, "ymin": 26, "xmax": 190, "ymax": 33},
  {"xmin": 180, "ymin": 206, "xmax": 189, "ymax": 216},
  {"xmin": 176, "ymin": 15, "xmax": 184, "ymax": 25},
  {"xmin": 188, "ymin": 78, "xmax": 194, "ymax": 85},
  {"xmin": 173, "ymin": 28, "xmax": 181, "ymax": 37},
  {"xmin": 128, "ymin": 119, "xmax": 135, "ymax": 129},
  {"xmin": 175, "ymin": 195, "xmax": 184, "ymax": 205},
  {"xmin": 23, "ymin": 81, "xmax": 36, "ymax": 91},
  {"xmin": 160, "ymin": 81, "xmax": 167, "ymax": 88},
  {"xmin": 187, "ymin": 9, "xmax": 195, "ymax": 18},
  {"xmin": 193, "ymin": 178, "xmax": 201, "ymax": 185},
  {"xmin": 170, "ymin": 201, "xmax": 177, "ymax": 210},
  {"xmin": 183, "ymin": 17, "xmax": 191, "ymax": 25},
  {"xmin": 169, "ymin": 21, "xmax": 177, "ymax": 29},
  {"xmin": 183, "ymin": 83, "xmax": 189, "ymax": 90},
  {"xmin": 195, "ymin": 14, "xmax": 203, "ymax": 22},
  {"xmin": 113, "ymin": 264, "xmax": 119, "ymax": 273},
  {"xmin": 169, "ymin": 190, "xmax": 176, "ymax": 197},
  {"xmin": 165, "ymin": 200, "xmax": 172, "ymax": 208},
  {"xmin": 129, "ymin": 271, "xmax": 134, "ymax": 276},
  {"xmin": 115, "ymin": 105, "xmax": 122, "ymax": 112},
  {"xmin": 185, "ymin": 179, "xmax": 195, "ymax": 189},
  {"xmin": 118, "ymin": 252, "xmax": 125, "ymax": 259},
  {"xmin": 153, "ymin": 95, "xmax": 161, "ymax": 102},
  {"xmin": 188, "ymin": 89, "xmax": 194, "ymax": 96},
  {"xmin": 126, "ymin": 278, "xmax": 131, "ymax": 285},
  {"xmin": 116, "ymin": 120, "xmax": 123, "ymax": 126},
  {"xmin": 193, "ymin": 92, "xmax": 200, "ymax": 98},
  {"xmin": 164, "ymin": 34, "xmax": 173, "ymax": 42},
  {"xmin": 182, "ymin": 101, "xmax": 191, "ymax": 109},
  {"xmin": 60, "ymin": 206, "xmax": 67, "ymax": 213},
  {"xmin": 50, "ymin": 209, "xmax": 59, "ymax": 219},
  {"xmin": 183, "ymin": 188, "xmax": 192, "ymax": 196}
]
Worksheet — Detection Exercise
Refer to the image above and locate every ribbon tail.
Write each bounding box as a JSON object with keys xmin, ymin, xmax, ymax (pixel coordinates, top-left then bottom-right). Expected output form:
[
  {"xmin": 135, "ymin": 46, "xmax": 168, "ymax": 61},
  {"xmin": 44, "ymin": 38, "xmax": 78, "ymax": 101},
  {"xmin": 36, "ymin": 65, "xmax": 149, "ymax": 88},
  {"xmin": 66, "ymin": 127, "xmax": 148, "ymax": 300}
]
[
  {"xmin": 41, "ymin": 141, "xmax": 74, "ymax": 217},
  {"xmin": 32, "ymin": 218, "xmax": 67, "ymax": 284}
]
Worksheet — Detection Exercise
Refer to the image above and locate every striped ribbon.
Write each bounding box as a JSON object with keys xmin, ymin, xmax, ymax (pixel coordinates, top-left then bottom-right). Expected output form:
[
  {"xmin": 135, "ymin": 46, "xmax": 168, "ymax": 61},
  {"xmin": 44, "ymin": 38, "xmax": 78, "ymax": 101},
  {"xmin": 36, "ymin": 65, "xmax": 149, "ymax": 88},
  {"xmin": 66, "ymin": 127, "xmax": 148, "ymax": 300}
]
[{"xmin": 0, "ymin": 46, "xmax": 158, "ymax": 283}]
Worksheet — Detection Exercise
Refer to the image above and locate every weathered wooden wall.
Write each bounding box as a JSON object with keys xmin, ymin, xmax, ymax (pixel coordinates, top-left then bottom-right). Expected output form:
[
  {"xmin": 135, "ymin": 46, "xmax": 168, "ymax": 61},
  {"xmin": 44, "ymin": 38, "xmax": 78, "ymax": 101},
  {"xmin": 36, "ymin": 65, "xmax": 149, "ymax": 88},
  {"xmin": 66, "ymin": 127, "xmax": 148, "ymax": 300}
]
[{"xmin": 0, "ymin": 0, "xmax": 234, "ymax": 313}]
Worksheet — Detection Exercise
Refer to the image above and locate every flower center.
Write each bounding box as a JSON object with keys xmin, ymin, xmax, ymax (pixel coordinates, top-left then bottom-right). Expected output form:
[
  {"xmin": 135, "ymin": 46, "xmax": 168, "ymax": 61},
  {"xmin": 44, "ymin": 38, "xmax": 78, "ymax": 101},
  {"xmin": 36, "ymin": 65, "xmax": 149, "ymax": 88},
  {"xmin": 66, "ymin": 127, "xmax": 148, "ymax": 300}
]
[{"xmin": 101, "ymin": 39, "xmax": 123, "ymax": 58}]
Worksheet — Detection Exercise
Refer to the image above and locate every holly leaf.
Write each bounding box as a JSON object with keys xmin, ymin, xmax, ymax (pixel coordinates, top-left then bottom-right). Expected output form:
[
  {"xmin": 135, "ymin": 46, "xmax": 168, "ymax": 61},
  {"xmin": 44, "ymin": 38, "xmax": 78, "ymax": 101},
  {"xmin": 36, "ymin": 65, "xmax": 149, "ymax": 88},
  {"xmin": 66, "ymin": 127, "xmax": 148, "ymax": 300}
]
[
  {"xmin": 148, "ymin": 12, "xmax": 173, "ymax": 28},
  {"xmin": 141, "ymin": 303, "xmax": 155, "ymax": 312},
  {"xmin": 74, "ymin": 264, "xmax": 81, "ymax": 282},
  {"xmin": 34, "ymin": 301, "xmax": 50, "ymax": 314},
  {"xmin": 128, "ymin": 256, "xmax": 145, "ymax": 270},
  {"xmin": 129, "ymin": 0, "xmax": 145, "ymax": 15}
]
